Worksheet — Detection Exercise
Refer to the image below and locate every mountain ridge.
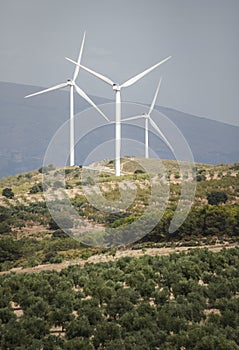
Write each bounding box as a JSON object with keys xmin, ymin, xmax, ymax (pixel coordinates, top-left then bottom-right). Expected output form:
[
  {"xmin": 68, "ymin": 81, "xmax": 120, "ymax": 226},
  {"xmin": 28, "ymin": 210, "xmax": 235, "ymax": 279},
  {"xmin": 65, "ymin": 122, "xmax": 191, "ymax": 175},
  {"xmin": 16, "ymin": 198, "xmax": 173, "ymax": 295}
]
[{"xmin": 0, "ymin": 81, "xmax": 238, "ymax": 178}]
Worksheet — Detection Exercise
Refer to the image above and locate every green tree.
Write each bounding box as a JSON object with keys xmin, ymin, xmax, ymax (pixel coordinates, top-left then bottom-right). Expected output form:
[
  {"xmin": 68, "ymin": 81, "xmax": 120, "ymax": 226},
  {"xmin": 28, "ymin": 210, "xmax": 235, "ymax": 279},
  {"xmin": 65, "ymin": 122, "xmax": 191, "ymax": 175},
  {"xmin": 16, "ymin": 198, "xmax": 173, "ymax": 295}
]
[
  {"xmin": 65, "ymin": 316, "xmax": 92, "ymax": 339},
  {"xmin": 21, "ymin": 315, "xmax": 49, "ymax": 339},
  {"xmin": 106, "ymin": 294, "xmax": 134, "ymax": 320},
  {"xmin": 0, "ymin": 307, "xmax": 16, "ymax": 323},
  {"xmin": 93, "ymin": 321, "xmax": 121, "ymax": 348},
  {"xmin": 65, "ymin": 338, "xmax": 93, "ymax": 350},
  {"xmin": 49, "ymin": 307, "xmax": 74, "ymax": 331}
]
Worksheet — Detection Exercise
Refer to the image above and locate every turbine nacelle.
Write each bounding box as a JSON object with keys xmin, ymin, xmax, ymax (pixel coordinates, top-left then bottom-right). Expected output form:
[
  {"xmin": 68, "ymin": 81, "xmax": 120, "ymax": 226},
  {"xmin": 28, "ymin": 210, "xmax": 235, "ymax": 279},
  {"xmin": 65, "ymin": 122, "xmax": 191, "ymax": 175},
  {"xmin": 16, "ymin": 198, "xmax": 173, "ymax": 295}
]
[
  {"xmin": 113, "ymin": 83, "xmax": 121, "ymax": 91},
  {"xmin": 67, "ymin": 79, "xmax": 74, "ymax": 86}
]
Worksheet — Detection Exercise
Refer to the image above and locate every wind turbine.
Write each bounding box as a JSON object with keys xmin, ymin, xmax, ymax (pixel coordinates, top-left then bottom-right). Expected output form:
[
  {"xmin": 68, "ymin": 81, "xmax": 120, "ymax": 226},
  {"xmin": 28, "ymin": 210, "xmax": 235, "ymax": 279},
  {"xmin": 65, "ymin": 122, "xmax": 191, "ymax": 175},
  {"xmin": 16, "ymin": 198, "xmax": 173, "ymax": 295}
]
[
  {"xmin": 25, "ymin": 32, "xmax": 109, "ymax": 166},
  {"xmin": 65, "ymin": 55, "xmax": 172, "ymax": 176},
  {"xmin": 122, "ymin": 78, "xmax": 173, "ymax": 158}
]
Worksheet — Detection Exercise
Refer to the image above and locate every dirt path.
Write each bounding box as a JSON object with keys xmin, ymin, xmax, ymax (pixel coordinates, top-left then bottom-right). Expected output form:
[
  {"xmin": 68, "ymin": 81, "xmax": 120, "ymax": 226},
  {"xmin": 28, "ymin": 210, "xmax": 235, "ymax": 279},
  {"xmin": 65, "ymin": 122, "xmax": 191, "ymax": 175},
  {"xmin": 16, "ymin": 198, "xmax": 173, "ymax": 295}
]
[{"xmin": 1, "ymin": 243, "xmax": 237, "ymax": 276}]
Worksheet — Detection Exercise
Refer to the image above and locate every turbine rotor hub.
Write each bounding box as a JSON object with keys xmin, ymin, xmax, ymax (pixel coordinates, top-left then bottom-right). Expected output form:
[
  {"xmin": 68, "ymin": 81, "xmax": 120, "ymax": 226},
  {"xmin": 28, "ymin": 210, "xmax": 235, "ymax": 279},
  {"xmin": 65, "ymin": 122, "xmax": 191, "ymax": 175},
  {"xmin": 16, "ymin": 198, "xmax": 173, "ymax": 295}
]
[
  {"xmin": 67, "ymin": 79, "xmax": 74, "ymax": 86},
  {"xmin": 113, "ymin": 83, "xmax": 120, "ymax": 91}
]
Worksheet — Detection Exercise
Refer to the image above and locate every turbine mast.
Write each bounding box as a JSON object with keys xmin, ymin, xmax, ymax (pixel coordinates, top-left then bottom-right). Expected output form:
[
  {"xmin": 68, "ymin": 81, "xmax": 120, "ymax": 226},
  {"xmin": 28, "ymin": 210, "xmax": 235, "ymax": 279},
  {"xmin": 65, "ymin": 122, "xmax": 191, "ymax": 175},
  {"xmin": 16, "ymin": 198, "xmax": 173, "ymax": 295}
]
[
  {"xmin": 70, "ymin": 84, "xmax": 74, "ymax": 166},
  {"xmin": 145, "ymin": 116, "xmax": 149, "ymax": 158},
  {"xmin": 115, "ymin": 86, "xmax": 121, "ymax": 176}
]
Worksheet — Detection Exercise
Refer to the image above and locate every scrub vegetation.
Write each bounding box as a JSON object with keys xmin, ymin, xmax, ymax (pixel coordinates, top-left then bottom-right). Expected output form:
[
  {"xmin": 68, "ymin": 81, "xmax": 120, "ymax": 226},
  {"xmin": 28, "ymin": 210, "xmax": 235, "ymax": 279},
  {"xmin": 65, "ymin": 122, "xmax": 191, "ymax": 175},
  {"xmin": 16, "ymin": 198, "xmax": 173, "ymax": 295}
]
[
  {"xmin": 0, "ymin": 159, "xmax": 238, "ymax": 348},
  {"xmin": 0, "ymin": 159, "xmax": 238, "ymax": 271}
]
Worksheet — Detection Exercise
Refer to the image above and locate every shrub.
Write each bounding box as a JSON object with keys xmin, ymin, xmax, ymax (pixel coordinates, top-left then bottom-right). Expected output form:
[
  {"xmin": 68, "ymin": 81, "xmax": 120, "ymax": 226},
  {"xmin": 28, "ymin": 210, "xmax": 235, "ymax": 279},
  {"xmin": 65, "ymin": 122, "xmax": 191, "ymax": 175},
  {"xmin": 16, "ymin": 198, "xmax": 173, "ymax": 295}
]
[
  {"xmin": 0, "ymin": 206, "xmax": 11, "ymax": 221},
  {"xmin": 25, "ymin": 173, "xmax": 32, "ymax": 179},
  {"xmin": 29, "ymin": 184, "xmax": 43, "ymax": 194},
  {"xmin": 53, "ymin": 181, "xmax": 64, "ymax": 189},
  {"xmin": 207, "ymin": 191, "xmax": 228, "ymax": 205},
  {"xmin": 52, "ymin": 230, "xmax": 69, "ymax": 239},
  {"xmin": 38, "ymin": 164, "xmax": 55, "ymax": 173},
  {"xmin": 134, "ymin": 169, "xmax": 145, "ymax": 174},
  {"xmin": 38, "ymin": 166, "xmax": 47, "ymax": 174},
  {"xmin": 49, "ymin": 216, "xmax": 73, "ymax": 230},
  {"xmin": 2, "ymin": 188, "xmax": 14, "ymax": 199},
  {"xmin": 196, "ymin": 174, "xmax": 206, "ymax": 182},
  {"xmin": 49, "ymin": 254, "xmax": 64, "ymax": 264},
  {"xmin": 209, "ymin": 170, "xmax": 214, "ymax": 179},
  {"xmin": 0, "ymin": 238, "xmax": 22, "ymax": 263},
  {"xmin": 0, "ymin": 222, "xmax": 11, "ymax": 234}
]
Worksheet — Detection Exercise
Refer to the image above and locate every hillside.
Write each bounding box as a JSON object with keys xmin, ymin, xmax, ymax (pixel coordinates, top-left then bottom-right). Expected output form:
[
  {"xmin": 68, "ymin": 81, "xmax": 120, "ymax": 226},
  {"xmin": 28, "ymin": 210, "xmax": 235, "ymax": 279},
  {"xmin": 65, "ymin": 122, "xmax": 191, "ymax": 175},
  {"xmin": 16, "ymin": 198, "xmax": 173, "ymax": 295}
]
[
  {"xmin": 0, "ymin": 160, "xmax": 238, "ymax": 349},
  {"xmin": 0, "ymin": 158, "xmax": 238, "ymax": 272},
  {"xmin": 0, "ymin": 81, "xmax": 239, "ymax": 178}
]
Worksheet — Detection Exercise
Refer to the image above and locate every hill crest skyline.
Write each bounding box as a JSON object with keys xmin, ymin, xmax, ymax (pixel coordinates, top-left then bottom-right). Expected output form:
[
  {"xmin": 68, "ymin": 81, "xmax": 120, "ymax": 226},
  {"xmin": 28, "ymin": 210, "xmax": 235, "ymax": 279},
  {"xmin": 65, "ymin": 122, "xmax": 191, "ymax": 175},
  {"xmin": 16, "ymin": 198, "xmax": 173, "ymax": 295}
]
[{"xmin": 0, "ymin": 81, "xmax": 238, "ymax": 178}]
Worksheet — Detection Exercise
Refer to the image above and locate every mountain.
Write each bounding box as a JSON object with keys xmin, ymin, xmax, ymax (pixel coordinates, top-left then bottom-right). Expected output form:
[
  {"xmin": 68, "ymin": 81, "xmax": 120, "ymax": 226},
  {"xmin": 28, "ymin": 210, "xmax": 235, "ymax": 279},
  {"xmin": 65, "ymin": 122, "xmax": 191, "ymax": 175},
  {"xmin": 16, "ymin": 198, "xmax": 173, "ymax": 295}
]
[{"xmin": 0, "ymin": 81, "xmax": 238, "ymax": 178}]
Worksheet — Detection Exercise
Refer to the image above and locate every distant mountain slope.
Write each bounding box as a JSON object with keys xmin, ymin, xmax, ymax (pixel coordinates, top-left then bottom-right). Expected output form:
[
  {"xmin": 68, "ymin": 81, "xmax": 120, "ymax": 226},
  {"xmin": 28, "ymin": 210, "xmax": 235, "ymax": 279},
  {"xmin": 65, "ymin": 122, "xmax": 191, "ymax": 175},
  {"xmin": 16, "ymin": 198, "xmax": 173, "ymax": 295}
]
[
  {"xmin": 0, "ymin": 81, "xmax": 238, "ymax": 178},
  {"xmin": 157, "ymin": 106, "xmax": 239, "ymax": 165}
]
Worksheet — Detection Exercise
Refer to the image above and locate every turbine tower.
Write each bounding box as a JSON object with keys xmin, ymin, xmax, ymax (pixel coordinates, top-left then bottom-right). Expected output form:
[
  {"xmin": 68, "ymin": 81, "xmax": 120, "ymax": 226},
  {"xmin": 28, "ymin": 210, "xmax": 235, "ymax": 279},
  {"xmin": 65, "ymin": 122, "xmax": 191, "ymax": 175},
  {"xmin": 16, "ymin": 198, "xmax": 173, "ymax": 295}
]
[
  {"xmin": 66, "ymin": 55, "xmax": 171, "ymax": 175},
  {"xmin": 25, "ymin": 32, "xmax": 109, "ymax": 166},
  {"xmin": 122, "ymin": 79, "xmax": 173, "ymax": 158}
]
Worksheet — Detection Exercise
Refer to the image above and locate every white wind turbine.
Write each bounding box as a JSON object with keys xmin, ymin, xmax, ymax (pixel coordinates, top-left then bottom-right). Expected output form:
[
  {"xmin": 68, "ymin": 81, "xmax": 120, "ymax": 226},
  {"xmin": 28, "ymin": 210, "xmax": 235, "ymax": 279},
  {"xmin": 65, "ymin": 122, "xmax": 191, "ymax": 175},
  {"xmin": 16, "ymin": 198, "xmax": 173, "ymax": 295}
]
[
  {"xmin": 65, "ymin": 55, "xmax": 172, "ymax": 176},
  {"xmin": 25, "ymin": 32, "xmax": 109, "ymax": 166},
  {"xmin": 122, "ymin": 78, "xmax": 173, "ymax": 158}
]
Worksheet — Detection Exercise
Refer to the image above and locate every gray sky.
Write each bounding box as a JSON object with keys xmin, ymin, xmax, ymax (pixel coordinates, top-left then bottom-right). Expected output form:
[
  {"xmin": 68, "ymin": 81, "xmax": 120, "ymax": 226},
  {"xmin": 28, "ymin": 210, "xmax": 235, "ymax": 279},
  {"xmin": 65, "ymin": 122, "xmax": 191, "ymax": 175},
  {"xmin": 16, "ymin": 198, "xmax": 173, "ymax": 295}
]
[{"xmin": 1, "ymin": 0, "xmax": 239, "ymax": 126}]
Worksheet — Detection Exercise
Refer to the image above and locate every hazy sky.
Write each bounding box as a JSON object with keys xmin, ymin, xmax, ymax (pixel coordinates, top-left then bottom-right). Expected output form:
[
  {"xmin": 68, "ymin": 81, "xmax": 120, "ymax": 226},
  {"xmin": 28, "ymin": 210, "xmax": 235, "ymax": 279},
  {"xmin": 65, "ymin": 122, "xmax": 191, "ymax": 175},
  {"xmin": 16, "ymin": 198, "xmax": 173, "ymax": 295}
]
[{"xmin": 1, "ymin": 0, "xmax": 239, "ymax": 126}]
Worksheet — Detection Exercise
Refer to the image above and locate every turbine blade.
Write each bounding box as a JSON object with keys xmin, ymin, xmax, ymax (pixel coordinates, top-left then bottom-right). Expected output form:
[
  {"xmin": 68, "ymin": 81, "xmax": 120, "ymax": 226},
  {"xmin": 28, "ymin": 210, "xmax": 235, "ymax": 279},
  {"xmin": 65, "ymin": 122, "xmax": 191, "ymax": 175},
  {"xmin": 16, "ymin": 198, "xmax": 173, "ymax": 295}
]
[
  {"xmin": 80, "ymin": 64, "xmax": 114, "ymax": 86},
  {"xmin": 65, "ymin": 57, "xmax": 114, "ymax": 86},
  {"xmin": 74, "ymin": 84, "xmax": 109, "ymax": 122},
  {"xmin": 72, "ymin": 31, "xmax": 86, "ymax": 82},
  {"xmin": 24, "ymin": 82, "xmax": 69, "ymax": 98},
  {"xmin": 148, "ymin": 78, "xmax": 162, "ymax": 115},
  {"xmin": 122, "ymin": 115, "xmax": 145, "ymax": 122},
  {"xmin": 121, "ymin": 56, "xmax": 172, "ymax": 88},
  {"xmin": 149, "ymin": 117, "xmax": 174, "ymax": 152}
]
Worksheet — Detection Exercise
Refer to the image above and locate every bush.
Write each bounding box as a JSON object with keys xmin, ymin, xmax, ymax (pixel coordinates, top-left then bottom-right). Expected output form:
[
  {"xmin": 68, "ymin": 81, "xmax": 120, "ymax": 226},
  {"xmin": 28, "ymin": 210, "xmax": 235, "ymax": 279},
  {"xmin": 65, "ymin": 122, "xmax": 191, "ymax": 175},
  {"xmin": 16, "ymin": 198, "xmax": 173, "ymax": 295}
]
[
  {"xmin": 38, "ymin": 164, "xmax": 55, "ymax": 173},
  {"xmin": 0, "ymin": 206, "xmax": 11, "ymax": 221},
  {"xmin": 2, "ymin": 188, "xmax": 14, "ymax": 199},
  {"xmin": 49, "ymin": 254, "xmax": 64, "ymax": 264},
  {"xmin": 0, "ymin": 222, "xmax": 11, "ymax": 234},
  {"xmin": 196, "ymin": 174, "xmax": 206, "ymax": 182},
  {"xmin": 134, "ymin": 169, "xmax": 145, "ymax": 174},
  {"xmin": 53, "ymin": 181, "xmax": 64, "ymax": 189},
  {"xmin": 29, "ymin": 184, "xmax": 43, "ymax": 194},
  {"xmin": 52, "ymin": 230, "xmax": 69, "ymax": 239},
  {"xmin": 49, "ymin": 216, "xmax": 73, "ymax": 230},
  {"xmin": 207, "ymin": 191, "xmax": 228, "ymax": 205},
  {"xmin": 0, "ymin": 238, "xmax": 22, "ymax": 263}
]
